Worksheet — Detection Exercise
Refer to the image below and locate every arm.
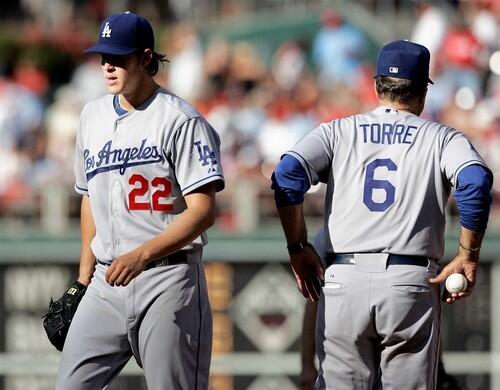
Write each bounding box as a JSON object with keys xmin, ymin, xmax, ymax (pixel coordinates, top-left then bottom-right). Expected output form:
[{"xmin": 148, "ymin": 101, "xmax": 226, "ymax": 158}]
[
  {"xmin": 273, "ymin": 156, "xmax": 324, "ymax": 301},
  {"xmin": 430, "ymin": 164, "xmax": 492, "ymax": 303},
  {"xmin": 277, "ymin": 203, "xmax": 308, "ymax": 247},
  {"xmin": 300, "ymin": 299, "xmax": 318, "ymax": 390},
  {"xmin": 78, "ymin": 195, "xmax": 96, "ymax": 286},
  {"xmin": 277, "ymin": 205, "xmax": 323, "ymax": 302},
  {"xmin": 106, "ymin": 182, "xmax": 217, "ymax": 286}
]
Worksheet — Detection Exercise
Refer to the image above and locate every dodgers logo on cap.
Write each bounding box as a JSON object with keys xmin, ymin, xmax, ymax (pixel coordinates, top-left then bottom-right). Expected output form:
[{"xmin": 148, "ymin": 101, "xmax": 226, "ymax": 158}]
[
  {"xmin": 101, "ymin": 22, "xmax": 112, "ymax": 38},
  {"xmin": 84, "ymin": 11, "xmax": 155, "ymax": 56},
  {"xmin": 376, "ymin": 40, "xmax": 433, "ymax": 84}
]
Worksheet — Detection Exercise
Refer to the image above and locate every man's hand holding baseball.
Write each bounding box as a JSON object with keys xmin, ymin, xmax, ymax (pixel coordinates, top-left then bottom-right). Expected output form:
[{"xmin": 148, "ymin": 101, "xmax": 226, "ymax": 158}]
[
  {"xmin": 430, "ymin": 254, "xmax": 478, "ymax": 304},
  {"xmin": 430, "ymin": 227, "xmax": 483, "ymax": 304}
]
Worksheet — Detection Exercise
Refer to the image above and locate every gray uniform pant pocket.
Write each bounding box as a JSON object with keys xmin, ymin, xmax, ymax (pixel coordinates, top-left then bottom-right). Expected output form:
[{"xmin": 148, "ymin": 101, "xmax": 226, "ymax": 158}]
[{"xmin": 316, "ymin": 262, "xmax": 440, "ymax": 390}]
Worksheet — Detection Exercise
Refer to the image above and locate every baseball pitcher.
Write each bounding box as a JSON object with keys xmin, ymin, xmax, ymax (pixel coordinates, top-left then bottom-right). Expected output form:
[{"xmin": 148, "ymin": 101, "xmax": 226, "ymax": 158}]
[{"xmin": 55, "ymin": 12, "xmax": 224, "ymax": 390}]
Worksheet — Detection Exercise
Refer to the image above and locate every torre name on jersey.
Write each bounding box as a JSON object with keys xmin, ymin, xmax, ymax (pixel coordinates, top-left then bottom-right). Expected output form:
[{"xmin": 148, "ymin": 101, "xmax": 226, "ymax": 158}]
[
  {"xmin": 360, "ymin": 123, "xmax": 416, "ymax": 145},
  {"xmin": 84, "ymin": 139, "xmax": 163, "ymax": 180}
]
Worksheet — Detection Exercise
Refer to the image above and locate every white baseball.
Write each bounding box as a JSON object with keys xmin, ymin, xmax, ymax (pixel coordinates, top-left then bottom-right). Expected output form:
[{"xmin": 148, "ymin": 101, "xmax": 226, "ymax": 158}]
[{"xmin": 445, "ymin": 273, "xmax": 468, "ymax": 294}]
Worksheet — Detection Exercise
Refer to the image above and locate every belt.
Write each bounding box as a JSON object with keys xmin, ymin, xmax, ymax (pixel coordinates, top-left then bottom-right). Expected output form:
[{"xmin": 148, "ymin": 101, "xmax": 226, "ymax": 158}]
[
  {"xmin": 325, "ymin": 253, "xmax": 430, "ymax": 268},
  {"xmin": 96, "ymin": 251, "xmax": 188, "ymax": 270}
]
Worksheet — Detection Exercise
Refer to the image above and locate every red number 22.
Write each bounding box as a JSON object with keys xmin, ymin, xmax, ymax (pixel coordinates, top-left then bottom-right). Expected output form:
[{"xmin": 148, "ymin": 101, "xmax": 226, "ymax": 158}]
[{"xmin": 128, "ymin": 174, "xmax": 173, "ymax": 211}]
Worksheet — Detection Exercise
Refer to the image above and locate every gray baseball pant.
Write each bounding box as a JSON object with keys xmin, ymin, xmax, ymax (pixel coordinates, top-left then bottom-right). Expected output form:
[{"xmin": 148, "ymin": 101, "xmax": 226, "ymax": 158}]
[
  {"xmin": 315, "ymin": 254, "xmax": 441, "ymax": 390},
  {"xmin": 56, "ymin": 250, "xmax": 212, "ymax": 390}
]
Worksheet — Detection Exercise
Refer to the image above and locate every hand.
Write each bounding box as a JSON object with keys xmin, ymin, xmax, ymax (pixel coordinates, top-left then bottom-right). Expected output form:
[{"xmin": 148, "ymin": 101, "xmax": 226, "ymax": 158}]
[
  {"xmin": 299, "ymin": 365, "xmax": 318, "ymax": 390},
  {"xmin": 429, "ymin": 254, "xmax": 478, "ymax": 304},
  {"xmin": 105, "ymin": 251, "xmax": 148, "ymax": 287},
  {"xmin": 290, "ymin": 245, "xmax": 324, "ymax": 302}
]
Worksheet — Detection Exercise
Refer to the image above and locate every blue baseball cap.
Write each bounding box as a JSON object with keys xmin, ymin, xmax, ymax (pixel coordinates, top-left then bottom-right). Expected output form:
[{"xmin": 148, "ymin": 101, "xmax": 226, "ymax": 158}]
[
  {"xmin": 376, "ymin": 40, "xmax": 433, "ymax": 84},
  {"xmin": 84, "ymin": 11, "xmax": 154, "ymax": 55}
]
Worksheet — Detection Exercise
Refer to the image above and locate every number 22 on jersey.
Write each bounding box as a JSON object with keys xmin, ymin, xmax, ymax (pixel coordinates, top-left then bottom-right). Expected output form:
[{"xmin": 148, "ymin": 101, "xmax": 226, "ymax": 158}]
[
  {"xmin": 128, "ymin": 174, "xmax": 173, "ymax": 211},
  {"xmin": 363, "ymin": 158, "xmax": 397, "ymax": 212}
]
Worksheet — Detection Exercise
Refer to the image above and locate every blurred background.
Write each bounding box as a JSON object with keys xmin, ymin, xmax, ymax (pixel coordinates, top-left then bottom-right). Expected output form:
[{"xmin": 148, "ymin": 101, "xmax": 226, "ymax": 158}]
[{"xmin": 0, "ymin": 0, "xmax": 499, "ymax": 389}]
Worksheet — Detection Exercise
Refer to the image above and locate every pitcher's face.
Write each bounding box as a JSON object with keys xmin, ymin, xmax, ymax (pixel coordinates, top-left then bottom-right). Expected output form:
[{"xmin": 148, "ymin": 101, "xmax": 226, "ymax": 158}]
[{"xmin": 100, "ymin": 53, "xmax": 143, "ymax": 96}]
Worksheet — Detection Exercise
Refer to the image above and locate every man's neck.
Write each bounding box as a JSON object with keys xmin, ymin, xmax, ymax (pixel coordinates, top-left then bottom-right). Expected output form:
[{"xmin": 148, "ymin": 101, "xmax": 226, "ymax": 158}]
[
  {"xmin": 378, "ymin": 99, "xmax": 422, "ymax": 116},
  {"xmin": 120, "ymin": 78, "xmax": 158, "ymax": 111}
]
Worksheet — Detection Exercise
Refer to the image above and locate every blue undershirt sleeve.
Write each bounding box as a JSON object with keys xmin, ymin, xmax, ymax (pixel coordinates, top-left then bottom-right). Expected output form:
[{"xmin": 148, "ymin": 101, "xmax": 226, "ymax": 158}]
[
  {"xmin": 271, "ymin": 154, "xmax": 311, "ymax": 208},
  {"xmin": 454, "ymin": 164, "xmax": 493, "ymax": 232}
]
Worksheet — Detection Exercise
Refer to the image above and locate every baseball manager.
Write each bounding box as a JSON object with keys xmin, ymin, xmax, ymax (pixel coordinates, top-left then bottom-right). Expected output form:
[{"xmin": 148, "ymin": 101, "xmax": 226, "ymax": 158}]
[{"xmin": 272, "ymin": 40, "xmax": 492, "ymax": 389}]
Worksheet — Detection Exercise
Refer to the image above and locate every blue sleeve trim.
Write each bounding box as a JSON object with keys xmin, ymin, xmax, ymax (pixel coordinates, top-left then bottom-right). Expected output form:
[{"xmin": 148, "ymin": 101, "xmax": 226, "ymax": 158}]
[
  {"xmin": 181, "ymin": 174, "xmax": 225, "ymax": 195},
  {"xmin": 75, "ymin": 184, "xmax": 88, "ymax": 194},
  {"xmin": 454, "ymin": 164, "xmax": 493, "ymax": 232},
  {"xmin": 271, "ymin": 155, "xmax": 310, "ymax": 208},
  {"xmin": 286, "ymin": 151, "xmax": 314, "ymax": 186},
  {"xmin": 454, "ymin": 159, "xmax": 486, "ymax": 183}
]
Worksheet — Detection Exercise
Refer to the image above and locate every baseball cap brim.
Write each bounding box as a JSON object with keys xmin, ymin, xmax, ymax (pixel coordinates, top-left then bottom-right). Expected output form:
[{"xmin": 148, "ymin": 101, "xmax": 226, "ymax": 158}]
[{"xmin": 83, "ymin": 43, "xmax": 137, "ymax": 55}]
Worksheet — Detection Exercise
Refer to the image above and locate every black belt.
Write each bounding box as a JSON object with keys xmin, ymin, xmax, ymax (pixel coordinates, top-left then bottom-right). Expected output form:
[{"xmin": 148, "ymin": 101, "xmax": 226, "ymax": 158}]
[
  {"xmin": 97, "ymin": 251, "xmax": 188, "ymax": 270},
  {"xmin": 325, "ymin": 253, "xmax": 430, "ymax": 268}
]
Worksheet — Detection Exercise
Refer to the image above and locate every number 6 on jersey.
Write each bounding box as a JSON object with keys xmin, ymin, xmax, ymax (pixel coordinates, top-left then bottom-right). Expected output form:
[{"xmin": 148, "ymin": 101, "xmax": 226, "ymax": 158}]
[{"xmin": 363, "ymin": 158, "xmax": 397, "ymax": 212}]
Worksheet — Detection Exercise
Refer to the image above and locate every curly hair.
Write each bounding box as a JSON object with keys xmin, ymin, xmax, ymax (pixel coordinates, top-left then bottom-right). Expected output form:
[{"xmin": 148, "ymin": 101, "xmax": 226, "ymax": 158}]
[
  {"xmin": 137, "ymin": 50, "xmax": 169, "ymax": 76},
  {"xmin": 375, "ymin": 75, "xmax": 427, "ymax": 104}
]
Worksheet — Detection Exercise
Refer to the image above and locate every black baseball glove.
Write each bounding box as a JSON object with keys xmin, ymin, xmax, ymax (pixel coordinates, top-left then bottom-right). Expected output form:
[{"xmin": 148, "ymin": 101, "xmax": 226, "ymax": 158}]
[{"xmin": 42, "ymin": 280, "xmax": 87, "ymax": 351}]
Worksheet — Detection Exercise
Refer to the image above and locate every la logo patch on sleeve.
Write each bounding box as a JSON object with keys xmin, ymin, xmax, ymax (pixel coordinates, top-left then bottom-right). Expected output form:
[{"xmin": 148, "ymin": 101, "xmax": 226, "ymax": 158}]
[{"xmin": 194, "ymin": 141, "xmax": 217, "ymax": 173}]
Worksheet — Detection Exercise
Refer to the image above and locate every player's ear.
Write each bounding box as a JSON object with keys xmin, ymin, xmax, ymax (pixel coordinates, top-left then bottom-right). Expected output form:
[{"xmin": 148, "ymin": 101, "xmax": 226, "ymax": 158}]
[
  {"xmin": 416, "ymin": 88, "xmax": 428, "ymax": 115},
  {"xmin": 373, "ymin": 79, "xmax": 380, "ymax": 99},
  {"xmin": 141, "ymin": 49, "xmax": 153, "ymax": 68}
]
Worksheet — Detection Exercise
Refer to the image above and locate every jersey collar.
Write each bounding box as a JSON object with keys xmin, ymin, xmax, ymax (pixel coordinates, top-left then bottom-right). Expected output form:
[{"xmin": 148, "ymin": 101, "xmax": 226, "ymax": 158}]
[
  {"xmin": 373, "ymin": 106, "xmax": 414, "ymax": 116},
  {"xmin": 112, "ymin": 87, "xmax": 162, "ymax": 116},
  {"xmin": 113, "ymin": 95, "xmax": 128, "ymax": 116}
]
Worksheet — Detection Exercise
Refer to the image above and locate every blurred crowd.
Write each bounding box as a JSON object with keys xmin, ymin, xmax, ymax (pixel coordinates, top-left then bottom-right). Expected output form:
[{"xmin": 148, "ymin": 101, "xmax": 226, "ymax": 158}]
[{"xmin": 0, "ymin": 0, "xmax": 499, "ymax": 224}]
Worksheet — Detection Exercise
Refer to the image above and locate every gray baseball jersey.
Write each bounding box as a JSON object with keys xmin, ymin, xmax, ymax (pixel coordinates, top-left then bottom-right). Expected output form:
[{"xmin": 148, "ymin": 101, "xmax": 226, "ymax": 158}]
[
  {"xmin": 74, "ymin": 87, "xmax": 224, "ymax": 263},
  {"xmin": 287, "ymin": 106, "xmax": 486, "ymax": 259}
]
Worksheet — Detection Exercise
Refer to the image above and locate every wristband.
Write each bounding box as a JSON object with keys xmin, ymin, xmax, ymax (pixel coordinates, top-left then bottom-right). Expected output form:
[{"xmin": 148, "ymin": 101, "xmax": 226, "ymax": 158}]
[
  {"xmin": 459, "ymin": 241, "xmax": 481, "ymax": 252},
  {"xmin": 287, "ymin": 241, "xmax": 310, "ymax": 255}
]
